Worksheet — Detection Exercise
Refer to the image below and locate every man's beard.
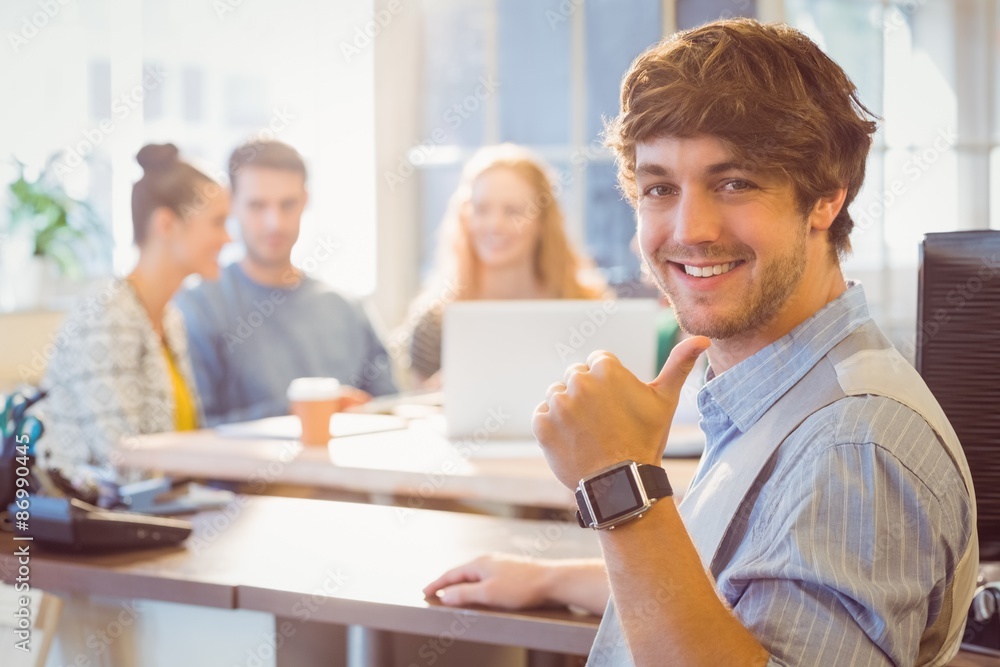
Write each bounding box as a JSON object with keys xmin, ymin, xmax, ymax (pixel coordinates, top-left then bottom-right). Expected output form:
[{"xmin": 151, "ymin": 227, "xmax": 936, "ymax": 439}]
[{"xmin": 646, "ymin": 227, "xmax": 807, "ymax": 340}]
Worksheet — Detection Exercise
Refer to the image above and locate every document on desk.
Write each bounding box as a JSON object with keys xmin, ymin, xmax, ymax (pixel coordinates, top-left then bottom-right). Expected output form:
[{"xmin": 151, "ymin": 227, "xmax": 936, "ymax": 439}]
[
  {"xmin": 215, "ymin": 413, "xmax": 408, "ymax": 440},
  {"xmin": 346, "ymin": 390, "xmax": 443, "ymax": 414}
]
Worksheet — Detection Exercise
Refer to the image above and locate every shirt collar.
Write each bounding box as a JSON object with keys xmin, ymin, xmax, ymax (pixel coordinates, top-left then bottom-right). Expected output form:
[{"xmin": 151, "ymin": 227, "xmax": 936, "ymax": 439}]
[{"xmin": 701, "ymin": 281, "xmax": 872, "ymax": 433}]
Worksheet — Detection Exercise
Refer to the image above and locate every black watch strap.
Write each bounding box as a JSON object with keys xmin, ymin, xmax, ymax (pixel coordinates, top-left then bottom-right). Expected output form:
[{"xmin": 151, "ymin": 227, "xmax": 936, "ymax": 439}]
[
  {"xmin": 575, "ymin": 463, "xmax": 672, "ymax": 528},
  {"xmin": 575, "ymin": 487, "xmax": 590, "ymax": 527},
  {"xmin": 638, "ymin": 463, "xmax": 673, "ymax": 498}
]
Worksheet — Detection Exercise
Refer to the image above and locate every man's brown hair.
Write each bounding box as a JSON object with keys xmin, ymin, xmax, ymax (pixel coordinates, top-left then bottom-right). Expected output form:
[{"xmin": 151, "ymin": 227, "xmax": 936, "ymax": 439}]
[
  {"xmin": 227, "ymin": 140, "xmax": 307, "ymax": 192},
  {"xmin": 605, "ymin": 18, "xmax": 878, "ymax": 258}
]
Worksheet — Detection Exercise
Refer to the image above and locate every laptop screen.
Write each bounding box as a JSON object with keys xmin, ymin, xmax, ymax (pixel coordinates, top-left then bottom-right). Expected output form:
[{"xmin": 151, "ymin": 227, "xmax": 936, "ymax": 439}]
[{"xmin": 442, "ymin": 299, "xmax": 660, "ymax": 439}]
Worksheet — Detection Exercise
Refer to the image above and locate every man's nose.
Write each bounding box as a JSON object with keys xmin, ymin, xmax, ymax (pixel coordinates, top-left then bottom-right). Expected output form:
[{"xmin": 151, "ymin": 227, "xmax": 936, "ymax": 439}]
[
  {"xmin": 673, "ymin": 190, "xmax": 722, "ymax": 247},
  {"xmin": 263, "ymin": 208, "xmax": 281, "ymax": 231}
]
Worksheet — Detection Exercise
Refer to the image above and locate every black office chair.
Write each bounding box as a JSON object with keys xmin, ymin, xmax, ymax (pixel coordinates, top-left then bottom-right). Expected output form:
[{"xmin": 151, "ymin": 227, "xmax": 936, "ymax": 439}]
[{"xmin": 916, "ymin": 230, "xmax": 1000, "ymax": 654}]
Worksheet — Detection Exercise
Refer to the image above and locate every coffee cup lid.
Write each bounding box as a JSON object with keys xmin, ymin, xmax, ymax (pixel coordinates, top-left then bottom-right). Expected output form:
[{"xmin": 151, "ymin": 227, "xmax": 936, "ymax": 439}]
[{"xmin": 287, "ymin": 377, "xmax": 341, "ymax": 401}]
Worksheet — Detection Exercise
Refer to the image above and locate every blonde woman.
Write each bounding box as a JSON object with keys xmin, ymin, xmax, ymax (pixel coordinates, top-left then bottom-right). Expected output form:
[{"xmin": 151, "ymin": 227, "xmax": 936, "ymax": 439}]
[{"xmin": 405, "ymin": 143, "xmax": 608, "ymax": 388}]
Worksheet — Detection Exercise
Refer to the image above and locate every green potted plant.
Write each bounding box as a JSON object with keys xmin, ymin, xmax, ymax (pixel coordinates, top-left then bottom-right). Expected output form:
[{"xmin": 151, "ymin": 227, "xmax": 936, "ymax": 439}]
[{"xmin": 3, "ymin": 156, "xmax": 107, "ymax": 308}]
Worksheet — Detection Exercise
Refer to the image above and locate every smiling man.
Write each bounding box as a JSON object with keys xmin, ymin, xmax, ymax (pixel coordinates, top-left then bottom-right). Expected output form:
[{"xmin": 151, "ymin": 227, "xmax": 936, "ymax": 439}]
[
  {"xmin": 425, "ymin": 19, "xmax": 977, "ymax": 666},
  {"xmin": 175, "ymin": 140, "xmax": 396, "ymax": 425}
]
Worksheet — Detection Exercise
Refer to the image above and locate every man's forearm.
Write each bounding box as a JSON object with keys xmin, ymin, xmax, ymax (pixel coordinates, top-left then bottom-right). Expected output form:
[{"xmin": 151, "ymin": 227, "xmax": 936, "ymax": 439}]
[
  {"xmin": 598, "ymin": 500, "xmax": 770, "ymax": 667},
  {"xmin": 541, "ymin": 558, "xmax": 610, "ymax": 615}
]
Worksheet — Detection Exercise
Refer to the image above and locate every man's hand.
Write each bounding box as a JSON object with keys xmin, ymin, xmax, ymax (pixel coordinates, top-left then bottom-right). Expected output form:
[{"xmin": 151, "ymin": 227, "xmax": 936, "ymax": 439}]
[
  {"xmin": 422, "ymin": 554, "xmax": 556, "ymax": 610},
  {"xmin": 338, "ymin": 386, "xmax": 372, "ymax": 410},
  {"xmin": 532, "ymin": 336, "xmax": 710, "ymax": 489}
]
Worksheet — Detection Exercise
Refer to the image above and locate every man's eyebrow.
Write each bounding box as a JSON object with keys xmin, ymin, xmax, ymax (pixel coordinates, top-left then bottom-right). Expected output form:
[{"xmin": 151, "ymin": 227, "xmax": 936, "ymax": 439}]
[
  {"xmin": 635, "ymin": 163, "xmax": 672, "ymax": 178},
  {"xmin": 705, "ymin": 161, "xmax": 745, "ymax": 175},
  {"xmin": 634, "ymin": 161, "xmax": 749, "ymax": 178}
]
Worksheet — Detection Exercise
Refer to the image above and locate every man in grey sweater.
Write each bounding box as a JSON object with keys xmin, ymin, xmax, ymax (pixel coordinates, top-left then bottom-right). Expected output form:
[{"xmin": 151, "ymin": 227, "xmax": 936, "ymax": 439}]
[{"xmin": 175, "ymin": 140, "xmax": 396, "ymax": 426}]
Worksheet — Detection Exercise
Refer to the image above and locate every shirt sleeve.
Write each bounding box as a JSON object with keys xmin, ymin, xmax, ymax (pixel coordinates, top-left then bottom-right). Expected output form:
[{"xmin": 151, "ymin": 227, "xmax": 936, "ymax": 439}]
[
  {"xmin": 722, "ymin": 440, "xmax": 969, "ymax": 667},
  {"xmin": 406, "ymin": 304, "xmax": 443, "ymax": 381}
]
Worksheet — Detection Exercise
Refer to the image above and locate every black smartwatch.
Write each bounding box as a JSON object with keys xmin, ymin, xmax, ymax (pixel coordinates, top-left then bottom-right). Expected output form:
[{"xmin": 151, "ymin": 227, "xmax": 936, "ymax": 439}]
[{"xmin": 575, "ymin": 460, "xmax": 672, "ymax": 530}]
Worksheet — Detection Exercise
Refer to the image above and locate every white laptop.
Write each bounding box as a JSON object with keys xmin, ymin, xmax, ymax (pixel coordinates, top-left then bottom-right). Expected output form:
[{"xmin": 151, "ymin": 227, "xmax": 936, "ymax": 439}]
[{"xmin": 442, "ymin": 299, "xmax": 660, "ymax": 440}]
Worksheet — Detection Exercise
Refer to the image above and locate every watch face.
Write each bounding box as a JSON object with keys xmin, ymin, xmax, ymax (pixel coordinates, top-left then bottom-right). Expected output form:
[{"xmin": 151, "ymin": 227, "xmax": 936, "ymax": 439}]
[{"xmin": 586, "ymin": 465, "xmax": 644, "ymax": 524}]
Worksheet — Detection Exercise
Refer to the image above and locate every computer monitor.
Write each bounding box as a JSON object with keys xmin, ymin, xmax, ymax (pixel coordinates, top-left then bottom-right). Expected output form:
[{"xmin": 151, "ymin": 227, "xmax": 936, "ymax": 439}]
[{"xmin": 916, "ymin": 230, "xmax": 1000, "ymax": 560}]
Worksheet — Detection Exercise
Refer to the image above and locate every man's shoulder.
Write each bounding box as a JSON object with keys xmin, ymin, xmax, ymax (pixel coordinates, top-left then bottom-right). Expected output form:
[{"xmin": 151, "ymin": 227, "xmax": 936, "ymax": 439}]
[
  {"xmin": 298, "ymin": 278, "xmax": 367, "ymax": 317},
  {"xmin": 176, "ymin": 263, "xmax": 243, "ymax": 305},
  {"xmin": 174, "ymin": 264, "xmax": 259, "ymax": 328},
  {"xmin": 785, "ymin": 394, "xmax": 967, "ymax": 501}
]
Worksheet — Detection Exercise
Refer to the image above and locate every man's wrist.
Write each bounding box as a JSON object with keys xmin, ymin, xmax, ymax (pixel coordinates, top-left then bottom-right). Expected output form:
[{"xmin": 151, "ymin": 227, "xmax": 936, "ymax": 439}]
[
  {"xmin": 575, "ymin": 461, "xmax": 672, "ymax": 530},
  {"xmin": 536, "ymin": 560, "xmax": 560, "ymax": 606},
  {"xmin": 595, "ymin": 493, "xmax": 673, "ymax": 536},
  {"xmin": 540, "ymin": 559, "xmax": 609, "ymax": 612}
]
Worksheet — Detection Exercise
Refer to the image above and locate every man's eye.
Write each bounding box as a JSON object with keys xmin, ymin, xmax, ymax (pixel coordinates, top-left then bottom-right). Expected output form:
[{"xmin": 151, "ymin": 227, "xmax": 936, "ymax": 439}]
[
  {"xmin": 722, "ymin": 179, "xmax": 754, "ymax": 192},
  {"xmin": 643, "ymin": 185, "xmax": 673, "ymax": 197}
]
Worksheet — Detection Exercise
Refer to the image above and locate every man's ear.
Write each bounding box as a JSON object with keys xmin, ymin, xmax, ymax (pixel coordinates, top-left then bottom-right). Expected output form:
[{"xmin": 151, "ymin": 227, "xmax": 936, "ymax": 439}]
[{"xmin": 809, "ymin": 188, "xmax": 848, "ymax": 232}]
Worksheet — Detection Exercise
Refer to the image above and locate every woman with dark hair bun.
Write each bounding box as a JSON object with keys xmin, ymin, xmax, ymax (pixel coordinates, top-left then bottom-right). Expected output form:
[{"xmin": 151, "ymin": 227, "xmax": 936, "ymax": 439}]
[{"xmin": 41, "ymin": 143, "xmax": 231, "ymax": 480}]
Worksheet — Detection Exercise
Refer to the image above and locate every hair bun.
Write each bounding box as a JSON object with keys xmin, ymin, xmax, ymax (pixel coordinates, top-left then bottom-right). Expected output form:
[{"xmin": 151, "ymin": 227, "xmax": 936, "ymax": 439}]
[{"xmin": 136, "ymin": 143, "xmax": 180, "ymax": 171}]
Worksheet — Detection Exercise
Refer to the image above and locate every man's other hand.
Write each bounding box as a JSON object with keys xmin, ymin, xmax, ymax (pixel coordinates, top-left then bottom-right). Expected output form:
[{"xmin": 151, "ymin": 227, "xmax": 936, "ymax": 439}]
[
  {"xmin": 338, "ymin": 386, "xmax": 372, "ymax": 410},
  {"xmin": 423, "ymin": 554, "xmax": 555, "ymax": 610}
]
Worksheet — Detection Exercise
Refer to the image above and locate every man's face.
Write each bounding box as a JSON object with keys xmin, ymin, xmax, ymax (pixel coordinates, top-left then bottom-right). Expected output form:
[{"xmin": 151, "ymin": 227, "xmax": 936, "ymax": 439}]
[
  {"xmin": 232, "ymin": 167, "xmax": 307, "ymax": 267},
  {"xmin": 635, "ymin": 135, "xmax": 818, "ymax": 340}
]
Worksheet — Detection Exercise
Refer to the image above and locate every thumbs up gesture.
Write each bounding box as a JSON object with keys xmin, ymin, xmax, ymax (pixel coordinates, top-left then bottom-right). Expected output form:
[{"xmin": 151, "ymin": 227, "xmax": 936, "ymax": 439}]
[{"xmin": 532, "ymin": 336, "xmax": 710, "ymax": 489}]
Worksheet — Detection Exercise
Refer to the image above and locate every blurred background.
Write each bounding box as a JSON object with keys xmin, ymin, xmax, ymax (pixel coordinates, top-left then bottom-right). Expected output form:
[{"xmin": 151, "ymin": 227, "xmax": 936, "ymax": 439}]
[{"xmin": 0, "ymin": 0, "xmax": 997, "ymax": 358}]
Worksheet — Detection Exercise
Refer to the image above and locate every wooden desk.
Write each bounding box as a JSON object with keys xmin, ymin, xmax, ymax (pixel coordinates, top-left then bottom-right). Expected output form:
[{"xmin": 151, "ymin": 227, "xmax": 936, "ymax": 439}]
[
  {"xmin": 950, "ymin": 650, "xmax": 1000, "ymax": 666},
  {"xmin": 0, "ymin": 496, "xmax": 602, "ymax": 666},
  {"xmin": 0, "ymin": 496, "xmax": 989, "ymax": 666},
  {"xmin": 118, "ymin": 422, "xmax": 702, "ymax": 510},
  {"xmin": 232, "ymin": 497, "xmax": 602, "ymax": 657}
]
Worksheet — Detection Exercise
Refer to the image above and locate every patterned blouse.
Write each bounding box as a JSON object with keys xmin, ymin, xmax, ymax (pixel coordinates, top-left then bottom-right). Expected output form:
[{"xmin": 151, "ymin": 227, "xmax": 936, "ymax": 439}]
[{"xmin": 40, "ymin": 278, "xmax": 201, "ymax": 479}]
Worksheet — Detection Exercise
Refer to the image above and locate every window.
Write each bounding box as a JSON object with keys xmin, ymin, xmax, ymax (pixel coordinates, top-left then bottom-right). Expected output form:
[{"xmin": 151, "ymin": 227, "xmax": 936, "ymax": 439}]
[
  {"xmin": 413, "ymin": 0, "xmax": 670, "ymax": 286},
  {"xmin": 408, "ymin": 0, "xmax": 760, "ymax": 291},
  {"xmin": 784, "ymin": 0, "xmax": 997, "ymax": 350},
  {"xmin": 0, "ymin": 0, "xmax": 378, "ymax": 304},
  {"xmin": 400, "ymin": 0, "xmax": 996, "ymax": 353}
]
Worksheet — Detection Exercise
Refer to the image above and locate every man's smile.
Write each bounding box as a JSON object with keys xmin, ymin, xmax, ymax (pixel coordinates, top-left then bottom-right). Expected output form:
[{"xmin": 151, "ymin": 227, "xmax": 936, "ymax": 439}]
[{"xmin": 677, "ymin": 260, "xmax": 744, "ymax": 278}]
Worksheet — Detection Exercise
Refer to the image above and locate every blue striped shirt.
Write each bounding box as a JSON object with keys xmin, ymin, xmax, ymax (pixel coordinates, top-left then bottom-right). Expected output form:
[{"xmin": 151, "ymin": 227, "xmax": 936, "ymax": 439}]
[
  {"xmin": 695, "ymin": 283, "xmax": 974, "ymax": 665},
  {"xmin": 589, "ymin": 283, "xmax": 975, "ymax": 665}
]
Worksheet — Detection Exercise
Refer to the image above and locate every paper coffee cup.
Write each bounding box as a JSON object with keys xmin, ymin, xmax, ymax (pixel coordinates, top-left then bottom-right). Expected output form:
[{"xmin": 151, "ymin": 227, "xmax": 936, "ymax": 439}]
[{"xmin": 287, "ymin": 377, "xmax": 341, "ymax": 445}]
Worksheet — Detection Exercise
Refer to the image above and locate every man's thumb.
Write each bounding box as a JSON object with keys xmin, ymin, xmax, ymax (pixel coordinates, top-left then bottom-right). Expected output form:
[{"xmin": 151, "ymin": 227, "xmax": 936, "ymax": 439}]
[{"xmin": 649, "ymin": 336, "xmax": 711, "ymax": 396}]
